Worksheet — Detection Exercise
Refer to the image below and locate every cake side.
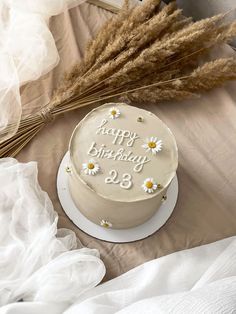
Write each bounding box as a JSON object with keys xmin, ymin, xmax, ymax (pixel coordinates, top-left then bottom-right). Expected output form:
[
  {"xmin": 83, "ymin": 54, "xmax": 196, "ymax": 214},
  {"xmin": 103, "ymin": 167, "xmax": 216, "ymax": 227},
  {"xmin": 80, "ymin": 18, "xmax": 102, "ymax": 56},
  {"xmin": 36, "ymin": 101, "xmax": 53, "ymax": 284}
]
[{"xmin": 68, "ymin": 168, "xmax": 168, "ymax": 229}]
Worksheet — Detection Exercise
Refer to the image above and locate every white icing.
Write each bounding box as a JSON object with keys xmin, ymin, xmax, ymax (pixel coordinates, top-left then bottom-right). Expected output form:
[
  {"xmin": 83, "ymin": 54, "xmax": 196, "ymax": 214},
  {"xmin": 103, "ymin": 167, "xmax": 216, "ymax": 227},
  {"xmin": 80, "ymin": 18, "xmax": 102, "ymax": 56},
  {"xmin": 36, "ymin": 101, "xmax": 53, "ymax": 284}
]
[
  {"xmin": 105, "ymin": 170, "xmax": 133, "ymax": 190},
  {"xmin": 87, "ymin": 142, "xmax": 150, "ymax": 173},
  {"xmin": 105, "ymin": 169, "xmax": 120, "ymax": 184},
  {"xmin": 120, "ymin": 173, "xmax": 132, "ymax": 189},
  {"xmin": 96, "ymin": 119, "xmax": 139, "ymax": 147}
]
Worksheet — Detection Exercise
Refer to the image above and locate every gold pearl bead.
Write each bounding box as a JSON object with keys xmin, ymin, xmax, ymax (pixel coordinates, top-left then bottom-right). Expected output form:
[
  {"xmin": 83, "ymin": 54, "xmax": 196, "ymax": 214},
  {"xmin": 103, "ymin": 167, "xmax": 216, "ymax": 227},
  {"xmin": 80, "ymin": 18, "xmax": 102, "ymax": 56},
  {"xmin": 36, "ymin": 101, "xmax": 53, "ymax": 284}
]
[{"xmin": 65, "ymin": 166, "xmax": 71, "ymax": 173}]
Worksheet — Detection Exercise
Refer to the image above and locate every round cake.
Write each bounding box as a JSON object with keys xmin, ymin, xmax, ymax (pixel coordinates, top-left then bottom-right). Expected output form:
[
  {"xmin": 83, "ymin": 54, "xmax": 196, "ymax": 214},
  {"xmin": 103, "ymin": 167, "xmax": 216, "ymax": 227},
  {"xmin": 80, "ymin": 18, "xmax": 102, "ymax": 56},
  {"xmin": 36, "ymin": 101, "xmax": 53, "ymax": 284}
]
[{"xmin": 68, "ymin": 103, "xmax": 178, "ymax": 229}]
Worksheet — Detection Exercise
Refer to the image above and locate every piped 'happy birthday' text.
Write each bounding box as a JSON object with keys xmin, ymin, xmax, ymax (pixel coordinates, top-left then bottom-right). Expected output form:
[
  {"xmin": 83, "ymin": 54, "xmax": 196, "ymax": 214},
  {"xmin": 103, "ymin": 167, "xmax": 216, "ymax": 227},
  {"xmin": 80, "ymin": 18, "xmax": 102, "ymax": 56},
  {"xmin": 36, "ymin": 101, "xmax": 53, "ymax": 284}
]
[
  {"xmin": 96, "ymin": 119, "xmax": 139, "ymax": 147},
  {"xmin": 86, "ymin": 119, "xmax": 151, "ymax": 173}
]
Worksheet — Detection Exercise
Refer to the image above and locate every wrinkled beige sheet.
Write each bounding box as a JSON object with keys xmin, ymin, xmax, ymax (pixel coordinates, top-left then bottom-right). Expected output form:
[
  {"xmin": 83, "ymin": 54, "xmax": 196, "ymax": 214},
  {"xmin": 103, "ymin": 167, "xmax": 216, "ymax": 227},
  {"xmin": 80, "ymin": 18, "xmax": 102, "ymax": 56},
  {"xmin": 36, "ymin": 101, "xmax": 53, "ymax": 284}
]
[{"xmin": 18, "ymin": 2, "xmax": 236, "ymax": 281}]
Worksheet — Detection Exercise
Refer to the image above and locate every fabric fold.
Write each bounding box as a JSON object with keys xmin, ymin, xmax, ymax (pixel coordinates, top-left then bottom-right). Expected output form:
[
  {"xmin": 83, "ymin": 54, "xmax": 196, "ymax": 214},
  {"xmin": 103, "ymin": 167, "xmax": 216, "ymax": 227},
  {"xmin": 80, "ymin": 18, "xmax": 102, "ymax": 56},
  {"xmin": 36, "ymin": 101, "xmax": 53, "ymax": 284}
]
[
  {"xmin": 0, "ymin": 0, "xmax": 86, "ymax": 142},
  {"xmin": 0, "ymin": 157, "xmax": 235, "ymax": 313},
  {"xmin": 64, "ymin": 236, "xmax": 236, "ymax": 314},
  {"xmin": 0, "ymin": 158, "xmax": 105, "ymax": 307}
]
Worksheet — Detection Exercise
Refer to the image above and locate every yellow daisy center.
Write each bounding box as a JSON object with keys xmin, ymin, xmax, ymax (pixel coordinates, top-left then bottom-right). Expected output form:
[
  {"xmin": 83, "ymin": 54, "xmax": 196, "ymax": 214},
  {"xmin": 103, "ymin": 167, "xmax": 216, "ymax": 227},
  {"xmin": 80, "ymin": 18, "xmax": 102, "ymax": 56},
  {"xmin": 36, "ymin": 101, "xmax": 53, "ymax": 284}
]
[
  {"xmin": 111, "ymin": 110, "xmax": 117, "ymax": 116},
  {"xmin": 148, "ymin": 141, "xmax": 156, "ymax": 149},
  {"xmin": 145, "ymin": 181, "xmax": 153, "ymax": 189},
  {"xmin": 88, "ymin": 163, "xmax": 95, "ymax": 169}
]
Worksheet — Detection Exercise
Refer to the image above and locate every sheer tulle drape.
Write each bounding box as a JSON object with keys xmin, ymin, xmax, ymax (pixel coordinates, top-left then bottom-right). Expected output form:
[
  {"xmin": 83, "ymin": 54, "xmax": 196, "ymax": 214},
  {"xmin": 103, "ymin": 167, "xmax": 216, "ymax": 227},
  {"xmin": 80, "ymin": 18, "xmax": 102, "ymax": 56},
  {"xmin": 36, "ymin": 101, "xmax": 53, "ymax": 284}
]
[
  {"xmin": 0, "ymin": 0, "xmax": 85, "ymax": 143},
  {"xmin": 0, "ymin": 158, "xmax": 105, "ymax": 306}
]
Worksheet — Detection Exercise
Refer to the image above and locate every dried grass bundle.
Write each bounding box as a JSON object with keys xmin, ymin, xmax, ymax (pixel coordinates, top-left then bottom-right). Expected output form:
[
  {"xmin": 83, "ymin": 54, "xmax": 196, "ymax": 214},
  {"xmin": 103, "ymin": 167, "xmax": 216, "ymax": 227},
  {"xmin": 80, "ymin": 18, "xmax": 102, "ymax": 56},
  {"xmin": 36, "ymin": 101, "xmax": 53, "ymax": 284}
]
[{"xmin": 1, "ymin": 0, "xmax": 236, "ymax": 157}]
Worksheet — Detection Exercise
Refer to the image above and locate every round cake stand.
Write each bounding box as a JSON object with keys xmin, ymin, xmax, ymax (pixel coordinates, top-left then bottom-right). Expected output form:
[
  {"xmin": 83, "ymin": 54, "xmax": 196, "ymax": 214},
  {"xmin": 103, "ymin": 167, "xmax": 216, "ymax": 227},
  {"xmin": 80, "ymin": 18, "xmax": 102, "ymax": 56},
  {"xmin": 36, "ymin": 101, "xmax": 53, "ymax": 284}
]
[{"xmin": 57, "ymin": 151, "xmax": 178, "ymax": 243}]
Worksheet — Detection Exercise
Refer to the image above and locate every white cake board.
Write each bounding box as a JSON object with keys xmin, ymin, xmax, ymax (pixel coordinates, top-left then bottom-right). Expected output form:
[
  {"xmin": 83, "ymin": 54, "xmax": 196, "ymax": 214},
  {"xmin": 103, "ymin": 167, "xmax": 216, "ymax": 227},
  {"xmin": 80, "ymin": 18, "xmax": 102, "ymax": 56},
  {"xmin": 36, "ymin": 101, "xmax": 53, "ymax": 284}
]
[{"xmin": 57, "ymin": 151, "xmax": 178, "ymax": 243}]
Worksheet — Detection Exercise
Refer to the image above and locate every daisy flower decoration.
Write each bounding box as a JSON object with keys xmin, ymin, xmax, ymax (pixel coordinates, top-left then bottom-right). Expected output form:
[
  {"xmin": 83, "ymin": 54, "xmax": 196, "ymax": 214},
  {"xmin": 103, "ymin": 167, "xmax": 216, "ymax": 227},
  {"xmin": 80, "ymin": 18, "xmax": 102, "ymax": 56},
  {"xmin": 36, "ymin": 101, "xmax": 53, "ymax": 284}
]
[
  {"xmin": 142, "ymin": 178, "xmax": 158, "ymax": 194},
  {"xmin": 100, "ymin": 219, "xmax": 112, "ymax": 228},
  {"xmin": 82, "ymin": 159, "xmax": 100, "ymax": 175},
  {"xmin": 108, "ymin": 107, "xmax": 120, "ymax": 119},
  {"xmin": 142, "ymin": 137, "xmax": 162, "ymax": 155}
]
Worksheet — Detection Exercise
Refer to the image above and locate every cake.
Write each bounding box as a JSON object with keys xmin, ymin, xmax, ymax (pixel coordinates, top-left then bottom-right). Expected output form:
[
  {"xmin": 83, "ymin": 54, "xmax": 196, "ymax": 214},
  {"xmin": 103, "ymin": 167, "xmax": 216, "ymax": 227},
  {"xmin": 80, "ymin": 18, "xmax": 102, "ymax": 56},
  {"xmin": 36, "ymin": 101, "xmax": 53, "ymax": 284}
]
[{"xmin": 68, "ymin": 103, "xmax": 178, "ymax": 229}]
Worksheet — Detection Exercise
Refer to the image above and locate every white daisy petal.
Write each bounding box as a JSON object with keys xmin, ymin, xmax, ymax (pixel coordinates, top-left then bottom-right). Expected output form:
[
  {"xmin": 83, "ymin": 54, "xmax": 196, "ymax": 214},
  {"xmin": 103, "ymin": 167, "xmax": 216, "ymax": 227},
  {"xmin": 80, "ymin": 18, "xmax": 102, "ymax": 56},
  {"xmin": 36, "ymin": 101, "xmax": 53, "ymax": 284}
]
[
  {"xmin": 142, "ymin": 178, "xmax": 159, "ymax": 194},
  {"xmin": 142, "ymin": 137, "xmax": 163, "ymax": 154},
  {"xmin": 100, "ymin": 220, "xmax": 112, "ymax": 228},
  {"xmin": 82, "ymin": 160, "xmax": 100, "ymax": 175},
  {"xmin": 109, "ymin": 107, "xmax": 120, "ymax": 119}
]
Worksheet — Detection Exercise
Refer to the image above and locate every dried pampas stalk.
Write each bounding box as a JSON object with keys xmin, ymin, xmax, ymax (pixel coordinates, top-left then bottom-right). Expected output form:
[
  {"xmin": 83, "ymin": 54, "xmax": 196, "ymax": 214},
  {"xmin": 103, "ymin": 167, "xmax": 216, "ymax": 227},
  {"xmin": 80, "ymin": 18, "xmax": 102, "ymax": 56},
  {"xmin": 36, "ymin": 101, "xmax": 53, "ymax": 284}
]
[{"xmin": 0, "ymin": 0, "xmax": 236, "ymax": 157}]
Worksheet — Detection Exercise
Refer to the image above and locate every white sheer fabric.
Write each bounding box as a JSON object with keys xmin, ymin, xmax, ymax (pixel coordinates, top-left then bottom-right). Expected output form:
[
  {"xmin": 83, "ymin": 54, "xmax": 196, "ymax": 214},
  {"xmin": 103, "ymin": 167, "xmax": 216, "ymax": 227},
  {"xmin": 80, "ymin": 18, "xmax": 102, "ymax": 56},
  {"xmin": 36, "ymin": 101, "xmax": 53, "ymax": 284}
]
[
  {"xmin": 0, "ymin": 158, "xmax": 235, "ymax": 313},
  {"xmin": 65, "ymin": 237, "xmax": 236, "ymax": 314},
  {"xmin": 0, "ymin": 0, "xmax": 85, "ymax": 142},
  {"xmin": 0, "ymin": 158, "xmax": 105, "ymax": 307}
]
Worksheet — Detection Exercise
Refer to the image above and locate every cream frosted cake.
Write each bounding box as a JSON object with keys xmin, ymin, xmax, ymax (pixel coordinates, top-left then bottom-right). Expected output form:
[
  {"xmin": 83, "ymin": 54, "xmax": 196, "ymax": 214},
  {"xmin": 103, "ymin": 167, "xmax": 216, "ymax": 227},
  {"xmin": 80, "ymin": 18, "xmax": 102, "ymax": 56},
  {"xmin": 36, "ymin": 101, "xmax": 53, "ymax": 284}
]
[{"xmin": 68, "ymin": 103, "xmax": 178, "ymax": 229}]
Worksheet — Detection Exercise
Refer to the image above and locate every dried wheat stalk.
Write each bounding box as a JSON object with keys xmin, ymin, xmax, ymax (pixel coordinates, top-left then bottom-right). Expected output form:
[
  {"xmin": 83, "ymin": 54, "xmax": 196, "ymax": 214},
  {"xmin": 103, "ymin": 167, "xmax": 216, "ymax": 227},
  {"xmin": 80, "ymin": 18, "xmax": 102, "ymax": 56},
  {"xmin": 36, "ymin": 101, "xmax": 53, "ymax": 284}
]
[{"xmin": 0, "ymin": 0, "xmax": 236, "ymax": 157}]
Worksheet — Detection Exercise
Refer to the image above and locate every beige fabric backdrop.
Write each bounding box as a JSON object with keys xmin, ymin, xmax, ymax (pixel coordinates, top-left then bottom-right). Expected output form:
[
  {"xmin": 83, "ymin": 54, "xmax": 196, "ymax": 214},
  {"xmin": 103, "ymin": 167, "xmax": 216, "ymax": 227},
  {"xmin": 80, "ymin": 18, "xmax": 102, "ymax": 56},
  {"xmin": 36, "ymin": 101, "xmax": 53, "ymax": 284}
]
[
  {"xmin": 18, "ymin": 2, "xmax": 236, "ymax": 281},
  {"xmin": 177, "ymin": 0, "xmax": 236, "ymax": 47}
]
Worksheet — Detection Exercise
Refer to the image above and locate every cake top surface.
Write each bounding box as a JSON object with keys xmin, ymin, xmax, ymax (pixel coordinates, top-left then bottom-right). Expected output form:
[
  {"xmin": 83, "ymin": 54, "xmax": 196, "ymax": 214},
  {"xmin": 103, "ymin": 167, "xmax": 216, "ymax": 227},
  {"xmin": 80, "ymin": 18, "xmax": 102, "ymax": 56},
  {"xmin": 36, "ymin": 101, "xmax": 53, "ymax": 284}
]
[{"xmin": 70, "ymin": 103, "xmax": 178, "ymax": 202}]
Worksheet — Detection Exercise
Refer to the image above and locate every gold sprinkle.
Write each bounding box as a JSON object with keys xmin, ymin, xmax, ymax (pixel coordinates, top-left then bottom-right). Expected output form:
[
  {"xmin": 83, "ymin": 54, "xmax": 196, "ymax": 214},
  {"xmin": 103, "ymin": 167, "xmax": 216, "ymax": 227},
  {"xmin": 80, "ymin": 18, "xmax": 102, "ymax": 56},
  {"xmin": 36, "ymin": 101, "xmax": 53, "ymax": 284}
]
[
  {"xmin": 65, "ymin": 166, "xmax": 71, "ymax": 173},
  {"xmin": 137, "ymin": 116, "xmax": 144, "ymax": 122},
  {"xmin": 157, "ymin": 184, "xmax": 162, "ymax": 189}
]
